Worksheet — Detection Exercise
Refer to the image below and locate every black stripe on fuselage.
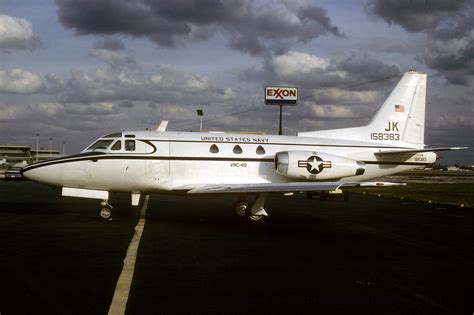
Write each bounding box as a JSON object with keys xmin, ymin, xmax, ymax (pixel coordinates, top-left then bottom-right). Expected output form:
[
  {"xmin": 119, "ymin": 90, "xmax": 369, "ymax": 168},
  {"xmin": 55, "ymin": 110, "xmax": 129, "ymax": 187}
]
[
  {"xmin": 21, "ymin": 153, "xmax": 430, "ymax": 172},
  {"xmin": 21, "ymin": 137, "xmax": 429, "ymax": 172},
  {"xmin": 21, "ymin": 155, "xmax": 276, "ymax": 171},
  {"xmin": 22, "ymin": 151, "xmax": 106, "ymax": 171}
]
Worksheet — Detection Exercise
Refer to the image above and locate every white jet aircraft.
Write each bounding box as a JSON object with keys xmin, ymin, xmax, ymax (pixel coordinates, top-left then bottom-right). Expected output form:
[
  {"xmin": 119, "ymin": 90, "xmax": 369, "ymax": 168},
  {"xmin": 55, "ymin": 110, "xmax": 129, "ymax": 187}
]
[{"xmin": 22, "ymin": 71, "xmax": 464, "ymax": 221}]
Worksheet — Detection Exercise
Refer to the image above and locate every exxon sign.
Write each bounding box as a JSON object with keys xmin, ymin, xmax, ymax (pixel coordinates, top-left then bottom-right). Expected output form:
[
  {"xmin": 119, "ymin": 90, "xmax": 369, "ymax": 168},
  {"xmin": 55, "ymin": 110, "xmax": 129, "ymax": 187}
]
[{"xmin": 265, "ymin": 87, "xmax": 298, "ymax": 105}]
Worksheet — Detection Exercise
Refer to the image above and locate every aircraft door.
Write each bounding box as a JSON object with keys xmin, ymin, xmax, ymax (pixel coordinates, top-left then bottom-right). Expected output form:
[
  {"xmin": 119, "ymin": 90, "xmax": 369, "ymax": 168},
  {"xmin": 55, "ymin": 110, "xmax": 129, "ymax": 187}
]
[{"xmin": 145, "ymin": 139, "xmax": 170, "ymax": 182}]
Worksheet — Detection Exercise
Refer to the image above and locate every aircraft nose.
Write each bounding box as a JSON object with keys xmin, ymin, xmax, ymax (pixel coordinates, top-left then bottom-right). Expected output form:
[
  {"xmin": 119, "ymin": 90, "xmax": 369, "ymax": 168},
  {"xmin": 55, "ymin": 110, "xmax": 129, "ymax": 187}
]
[{"xmin": 22, "ymin": 163, "xmax": 62, "ymax": 186}]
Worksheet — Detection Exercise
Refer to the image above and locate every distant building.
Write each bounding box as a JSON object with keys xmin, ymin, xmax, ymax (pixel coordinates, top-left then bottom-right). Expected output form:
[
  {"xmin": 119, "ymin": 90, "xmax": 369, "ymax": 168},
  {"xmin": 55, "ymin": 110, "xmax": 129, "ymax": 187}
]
[
  {"xmin": 0, "ymin": 144, "xmax": 61, "ymax": 166},
  {"xmin": 0, "ymin": 145, "xmax": 34, "ymax": 165},
  {"xmin": 30, "ymin": 149, "xmax": 62, "ymax": 162}
]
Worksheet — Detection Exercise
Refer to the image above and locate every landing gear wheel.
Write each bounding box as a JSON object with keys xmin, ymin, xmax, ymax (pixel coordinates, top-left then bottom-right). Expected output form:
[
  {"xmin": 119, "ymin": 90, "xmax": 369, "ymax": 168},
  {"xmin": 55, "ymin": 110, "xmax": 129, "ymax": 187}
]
[
  {"xmin": 249, "ymin": 214, "xmax": 264, "ymax": 222},
  {"xmin": 99, "ymin": 207, "xmax": 112, "ymax": 220},
  {"xmin": 235, "ymin": 201, "xmax": 249, "ymax": 217}
]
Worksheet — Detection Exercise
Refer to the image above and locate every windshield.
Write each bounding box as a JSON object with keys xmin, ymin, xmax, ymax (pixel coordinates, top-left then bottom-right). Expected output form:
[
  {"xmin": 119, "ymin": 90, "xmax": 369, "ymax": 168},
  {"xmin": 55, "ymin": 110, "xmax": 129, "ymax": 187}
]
[{"xmin": 87, "ymin": 140, "xmax": 114, "ymax": 151}]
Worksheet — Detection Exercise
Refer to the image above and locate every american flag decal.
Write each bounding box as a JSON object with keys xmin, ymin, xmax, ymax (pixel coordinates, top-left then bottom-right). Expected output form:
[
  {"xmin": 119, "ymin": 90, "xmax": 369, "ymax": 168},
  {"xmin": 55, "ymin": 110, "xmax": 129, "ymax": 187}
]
[{"xmin": 395, "ymin": 104, "xmax": 405, "ymax": 112}]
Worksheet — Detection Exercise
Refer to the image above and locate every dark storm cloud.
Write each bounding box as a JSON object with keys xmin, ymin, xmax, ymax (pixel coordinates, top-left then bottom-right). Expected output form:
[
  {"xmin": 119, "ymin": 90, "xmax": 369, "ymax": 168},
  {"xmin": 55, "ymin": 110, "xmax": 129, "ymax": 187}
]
[
  {"xmin": 365, "ymin": 0, "xmax": 470, "ymax": 32},
  {"xmin": 366, "ymin": 0, "xmax": 474, "ymax": 85},
  {"xmin": 54, "ymin": 0, "xmax": 342, "ymax": 55},
  {"xmin": 241, "ymin": 52, "xmax": 400, "ymax": 93},
  {"xmin": 419, "ymin": 4, "xmax": 474, "ymax": 85},
  {"xmin": 335, "ymin": 54, "xmax": 401, "ymax": 84},
  {"xmin": 93, "ymin": 37, "xmax": 125, "ymax": 50}
]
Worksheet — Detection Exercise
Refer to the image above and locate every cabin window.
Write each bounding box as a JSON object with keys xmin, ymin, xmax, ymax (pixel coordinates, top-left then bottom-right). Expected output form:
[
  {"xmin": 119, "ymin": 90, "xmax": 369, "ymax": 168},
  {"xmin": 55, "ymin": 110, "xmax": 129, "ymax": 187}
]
[
  {"xmin": 125, "ymin": 140, "xmax": 136, "ymax": 151},
  {"xmin": 256, "ymin": 145, "xmax": 265, "ymax": 155},
  {"xmin": 233, "ymin": 145, "xmax": 243, "ymax": 154},
  {"xmin": 209, "ymin": 144, "xmax": 219, "ymax": 153},
  {"xmin": 111, "ymin": 140, "xmax": 121, "ymax": 151},
  {"xmin": 125, "ymin": 134, "xmax": 136, "ymax": 138},
  {"xmin": 87, "ymin": 140, "xmax": 113, "ymax": 151}
]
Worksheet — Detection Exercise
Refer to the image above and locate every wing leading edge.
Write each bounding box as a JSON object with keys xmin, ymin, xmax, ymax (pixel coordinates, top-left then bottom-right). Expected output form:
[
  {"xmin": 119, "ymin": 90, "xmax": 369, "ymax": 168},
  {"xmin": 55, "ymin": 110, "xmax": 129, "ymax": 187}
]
[{"xmin": 186, "ymin": 181, "xmax": 404, "ymax": 194}]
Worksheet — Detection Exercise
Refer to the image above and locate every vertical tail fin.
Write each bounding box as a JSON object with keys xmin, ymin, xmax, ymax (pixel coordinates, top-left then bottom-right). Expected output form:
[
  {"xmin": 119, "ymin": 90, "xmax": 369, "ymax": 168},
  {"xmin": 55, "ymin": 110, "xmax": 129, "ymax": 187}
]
[
  {"xmin": 298, "ymin": 71, "xmax": 427, "ymax": 148},
  {"xmin": 367, "ymin": 71, "xmax": 426, "ymax": 146}
]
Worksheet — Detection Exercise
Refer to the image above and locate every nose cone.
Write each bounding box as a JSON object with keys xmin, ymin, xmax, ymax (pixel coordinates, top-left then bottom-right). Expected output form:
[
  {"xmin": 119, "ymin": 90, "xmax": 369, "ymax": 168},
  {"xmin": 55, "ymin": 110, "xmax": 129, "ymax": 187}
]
[{"xmin": 22, "ymin": 163, "xmax": 63, "ymax": 186}]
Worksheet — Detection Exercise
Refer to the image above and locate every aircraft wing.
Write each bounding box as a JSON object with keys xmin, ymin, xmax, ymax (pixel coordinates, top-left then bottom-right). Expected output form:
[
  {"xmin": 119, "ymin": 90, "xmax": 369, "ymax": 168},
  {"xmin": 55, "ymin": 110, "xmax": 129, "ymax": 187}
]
[
  {"xmin": 374, "ymin": 147, "xmax": 467, "ymax": 156},
  {"xmin": 186, "ymin": 181, "xmax": 404, "ymax": 194}
]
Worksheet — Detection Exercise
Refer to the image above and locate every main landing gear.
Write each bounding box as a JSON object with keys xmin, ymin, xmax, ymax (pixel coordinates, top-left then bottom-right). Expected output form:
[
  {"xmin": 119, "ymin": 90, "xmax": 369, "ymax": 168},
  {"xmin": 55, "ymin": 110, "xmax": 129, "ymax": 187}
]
[
  {"xmin": 99, "ymin": 200, "xmax": 113, "ymax": 220},
  {"xmin": 234, "ymin": 193, "xmax": 268, "ymax": 222}
]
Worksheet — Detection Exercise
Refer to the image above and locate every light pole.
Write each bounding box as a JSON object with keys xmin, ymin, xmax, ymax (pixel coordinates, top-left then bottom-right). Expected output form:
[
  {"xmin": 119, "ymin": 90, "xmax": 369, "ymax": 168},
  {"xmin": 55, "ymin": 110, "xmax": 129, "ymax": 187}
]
[
  {"xmin": 197, "ymin": 109, "xmax": 204, "ymax": 132},
  {"xmin": 62, "ymin": 141, "xmax": 66, "ymax": 156},
  {"xmin": 35, "ymin": 133, "xmax": 39, "ymax": 162},
  {"xmin": 49, "ymin": 137, "xmax": 52, "ymax": 157}
]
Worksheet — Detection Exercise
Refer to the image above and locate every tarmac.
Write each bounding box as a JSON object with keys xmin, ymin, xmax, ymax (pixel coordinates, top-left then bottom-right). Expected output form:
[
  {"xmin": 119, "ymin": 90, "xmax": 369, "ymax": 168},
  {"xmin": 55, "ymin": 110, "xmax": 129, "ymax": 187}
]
[{"xmin": 0, "ymin": 181, "xmax": 473, "ymax": 314}]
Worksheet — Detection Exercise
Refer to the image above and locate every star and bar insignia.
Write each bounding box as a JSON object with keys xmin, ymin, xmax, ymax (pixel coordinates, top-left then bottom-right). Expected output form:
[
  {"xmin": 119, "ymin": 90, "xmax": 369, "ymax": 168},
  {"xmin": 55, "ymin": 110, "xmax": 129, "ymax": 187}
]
[{"xmin": 298, "ymin": 155, "xmax": 332, "ymax": 174}]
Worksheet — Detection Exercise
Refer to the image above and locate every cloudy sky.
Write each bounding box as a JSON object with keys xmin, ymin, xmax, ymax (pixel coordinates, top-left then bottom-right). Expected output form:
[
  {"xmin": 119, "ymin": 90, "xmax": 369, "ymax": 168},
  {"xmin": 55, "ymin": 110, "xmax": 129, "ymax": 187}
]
[{"xmin": 0, "ymin": 0, "xmax": 472, "ymax": 164}]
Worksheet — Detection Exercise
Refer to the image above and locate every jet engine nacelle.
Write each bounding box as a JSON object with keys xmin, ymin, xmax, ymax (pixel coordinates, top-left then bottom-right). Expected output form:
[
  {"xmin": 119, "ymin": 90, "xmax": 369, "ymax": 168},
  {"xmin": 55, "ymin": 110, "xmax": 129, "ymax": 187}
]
[{"xmin": 275, "ymin": 151, "xmax": 365, "ymax": 180}]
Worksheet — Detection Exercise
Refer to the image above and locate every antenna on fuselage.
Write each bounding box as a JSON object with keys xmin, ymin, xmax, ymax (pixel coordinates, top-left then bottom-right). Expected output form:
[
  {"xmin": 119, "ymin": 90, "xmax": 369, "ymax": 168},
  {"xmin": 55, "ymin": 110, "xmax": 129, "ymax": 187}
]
[{"xmin": 156, "ymin": 120, "xmax": 169, "ymax": 131}]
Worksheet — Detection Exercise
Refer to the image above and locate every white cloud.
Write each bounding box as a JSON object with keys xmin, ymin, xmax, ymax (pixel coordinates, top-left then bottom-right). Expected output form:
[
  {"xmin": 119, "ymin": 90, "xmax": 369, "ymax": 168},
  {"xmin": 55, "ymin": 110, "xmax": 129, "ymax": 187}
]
[
  {"xmin": 270, "ymin": 51, "xmax": 330, "ymax": 78},
  {"xmin": 90, "ymin": 49, "xmax": 136, "ymax": 69},
  {"xmin": 183, "ymin": 76, "xmax": 210, "ymax": 93},
  {"xmin": 0, "ymin": 105, "xmax": 22, "ymax": 120},
  {"xmin": 155, "ymin": 106, "xmax": 196, "ymax": 121},
  {"xmin": 310, "ymin": 88, "xmax": 381, "ymax": 104},
  {"xmin": 0, "ymin": 68, "xmax": 42, "ymax": 94},
  {"xmin": 309, "ymin": 105, "xmax": 357, "ymax": 119},
  {"xmin": 33, "ymin": 102, "xmax": 65, "ymax": 116},
  {"xmin": 0, "ymin": 14, "xmax": 38, "ymax": 52}
]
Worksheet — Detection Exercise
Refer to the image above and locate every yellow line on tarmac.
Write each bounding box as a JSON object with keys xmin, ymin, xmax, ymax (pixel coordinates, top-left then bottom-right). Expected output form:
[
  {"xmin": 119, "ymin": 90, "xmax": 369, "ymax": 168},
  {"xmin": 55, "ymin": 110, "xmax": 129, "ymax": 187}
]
[{"xmin": 108, "ymin": 195, "xmax": 149, "ymax": 315}]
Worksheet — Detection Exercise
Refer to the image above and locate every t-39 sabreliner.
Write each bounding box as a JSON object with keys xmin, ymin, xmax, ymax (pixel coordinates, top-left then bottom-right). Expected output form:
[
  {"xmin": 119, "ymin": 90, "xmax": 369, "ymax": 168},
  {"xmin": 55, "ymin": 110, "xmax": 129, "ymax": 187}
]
[{"xmin": 22, "ymin": 71, "xmax": 465, "ymax": 221}]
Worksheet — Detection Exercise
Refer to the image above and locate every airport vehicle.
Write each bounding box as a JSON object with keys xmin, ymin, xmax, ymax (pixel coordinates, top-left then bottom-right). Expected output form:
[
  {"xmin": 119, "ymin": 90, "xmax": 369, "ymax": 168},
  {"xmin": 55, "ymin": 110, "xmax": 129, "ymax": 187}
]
[
  {"xmin": 5, "ymin": 167, "xmax": 24, "ymax": 181},
  {"xmin": 21, "ymin": 71, "xmax": 464, "ymax": 220}
]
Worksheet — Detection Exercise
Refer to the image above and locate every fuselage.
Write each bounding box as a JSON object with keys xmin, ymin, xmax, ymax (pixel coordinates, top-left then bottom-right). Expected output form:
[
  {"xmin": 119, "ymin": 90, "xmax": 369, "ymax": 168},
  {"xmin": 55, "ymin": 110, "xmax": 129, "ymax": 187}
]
[{"xmin": 22, "ymin": 130, "xmax": 436, "ymax": 193}]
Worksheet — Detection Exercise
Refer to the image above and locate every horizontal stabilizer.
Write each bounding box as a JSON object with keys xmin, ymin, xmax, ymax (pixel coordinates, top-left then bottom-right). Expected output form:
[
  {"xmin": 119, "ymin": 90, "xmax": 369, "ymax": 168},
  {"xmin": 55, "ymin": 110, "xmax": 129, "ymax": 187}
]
[
  {"xmin": 375, "ymin": 147, "xmax": 467, "ymax": 156},
  {"xmin": 186, "ymin": 181, "xmax": 405, "ymax": 194}
]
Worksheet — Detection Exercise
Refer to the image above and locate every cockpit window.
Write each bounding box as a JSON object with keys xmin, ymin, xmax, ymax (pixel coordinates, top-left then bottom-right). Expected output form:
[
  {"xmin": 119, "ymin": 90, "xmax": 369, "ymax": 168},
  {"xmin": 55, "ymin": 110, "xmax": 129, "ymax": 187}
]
[
  {"xmin": 87, "ymin": 140, "xmax": 113, "ymax": 150},
  {"xmin": 125, "ymin": 140, "xmax": 136, "ymax": 151},
  {"xmin": 111, "ymin": 140, "xmax": 121, "ymax": 151},
  {"xmin": 103, "ymin": 132, "xmax": 122, "ymax": 138}
]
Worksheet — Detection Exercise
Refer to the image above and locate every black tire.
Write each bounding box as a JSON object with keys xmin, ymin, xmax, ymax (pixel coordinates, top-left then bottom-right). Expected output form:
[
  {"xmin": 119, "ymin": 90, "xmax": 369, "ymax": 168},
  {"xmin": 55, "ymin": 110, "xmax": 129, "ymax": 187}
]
[{"xmin": 99, "ymin": 207, "xmax": 112, "ymax": 220}]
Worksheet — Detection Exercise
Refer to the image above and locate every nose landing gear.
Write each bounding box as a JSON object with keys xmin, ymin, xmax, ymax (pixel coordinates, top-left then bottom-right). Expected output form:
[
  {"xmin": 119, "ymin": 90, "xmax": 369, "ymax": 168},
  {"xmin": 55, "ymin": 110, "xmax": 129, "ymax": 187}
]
[{"xmin": 99, "ymin": 200, "xmax": 113, "ymax": 220}]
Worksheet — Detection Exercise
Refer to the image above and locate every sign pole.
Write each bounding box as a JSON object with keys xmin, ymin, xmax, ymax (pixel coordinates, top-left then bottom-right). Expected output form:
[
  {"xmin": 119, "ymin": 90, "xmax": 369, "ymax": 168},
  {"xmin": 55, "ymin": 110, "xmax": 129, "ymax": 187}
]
[{"xmin": 279, "ymin": 104, "xmax": 283, "ymax": 135}]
